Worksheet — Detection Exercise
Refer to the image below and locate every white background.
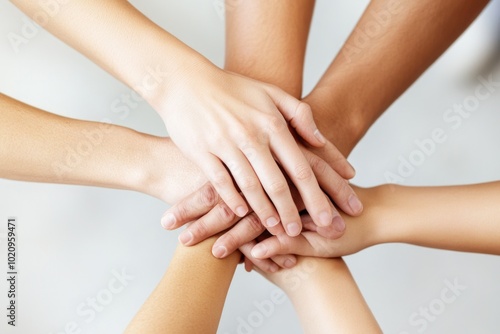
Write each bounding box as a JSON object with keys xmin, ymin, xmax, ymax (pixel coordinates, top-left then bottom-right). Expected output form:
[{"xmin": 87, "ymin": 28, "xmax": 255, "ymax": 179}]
[{"xmin": 1, "ymin": 1, "xmax": 500, "ymax": 333}]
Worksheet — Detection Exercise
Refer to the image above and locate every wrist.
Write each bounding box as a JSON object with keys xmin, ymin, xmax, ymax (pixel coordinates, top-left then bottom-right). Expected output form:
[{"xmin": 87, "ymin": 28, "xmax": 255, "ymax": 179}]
[
  {"xmin": 146, "ymin": 54, "xmax": 217, "ymax": 118},
  {"xmin": 304, "ymin": 86, "xmax": 366, "ymax": 157},
  {"xmin": 362, "ymin": 184, "xmax": 407, "ymax": 246}
]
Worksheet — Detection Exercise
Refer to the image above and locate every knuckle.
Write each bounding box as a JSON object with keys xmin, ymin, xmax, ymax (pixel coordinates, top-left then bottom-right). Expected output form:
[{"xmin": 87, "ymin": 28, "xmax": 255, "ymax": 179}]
[
  {"xmin": 267, "ymin": 180, "xmax": 289, "ymax": 195},
  {"xmin": 174, "ymin": 202, "xmax": 189, "ymax": 221},
  {"xmin": 200, "ymin": 183, "xmax": 219, "ymax": 207},
  {"xmin": 245, "ymin": 213, "xmax": 265, "ymax": 235},
  {"xmin": 217, "ymin": 202, "xmax": 235, "ymax": 222},
  {"xmin": 308, "ymin": 154, "xmax": 329, "ymax": 176},
  {"xmin": 192, "ymin": 219, "xmax": 209, "ymax": 238},
  {"xmin": 238, "ymin": 175, "xmax": 260, "ymax": 192},
  {"xmin": 293, "ymin": 163, "xmax": 314, "ymax": 181},
  {"xmin": 265, "ymin": 115, "xmax": 287, "ymax": 134},
  {"xmin": 296, "ymin": 101, "xmax": 312, "ymax": 116},
  {"xmin": 212, "ymin": 170, "xmax": 232, "ymax": 188}
]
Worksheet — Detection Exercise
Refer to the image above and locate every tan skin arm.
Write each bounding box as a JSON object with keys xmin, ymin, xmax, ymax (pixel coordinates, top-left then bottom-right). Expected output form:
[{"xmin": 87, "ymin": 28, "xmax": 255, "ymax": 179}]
[
  {"xmin": 309, "ymin": 0, "xmax": 490, "ymax": 148},
  {"xmin": 125, "ymin": 236, "xmax": 240, "ymax": 334},
  {"xmin": 252, "ymin": 182, "xmax": 500, "ymax": 258}
]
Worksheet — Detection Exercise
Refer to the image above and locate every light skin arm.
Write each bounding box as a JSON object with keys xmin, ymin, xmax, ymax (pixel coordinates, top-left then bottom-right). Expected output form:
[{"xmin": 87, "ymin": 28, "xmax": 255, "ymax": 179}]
[
  {"xmin": 124, "ymin": 236, "xmax": 240, "ymax": 334},
  {"xmin": 11, "ymin": 0, "xmax": 348, "ymax": 237},
  {"xmin": 251, "ymin": 182, "xmax": 500, "ymax": 258},
  {"xmin": 259, "ymin": 256, "xmax": 381, "ymax": 333}
]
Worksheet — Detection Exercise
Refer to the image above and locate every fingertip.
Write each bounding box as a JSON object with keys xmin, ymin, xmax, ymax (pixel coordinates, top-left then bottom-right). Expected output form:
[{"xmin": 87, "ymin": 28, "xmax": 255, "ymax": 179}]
[
  {"xmin": 285, "ymin": 222, "xmax": 301, "ymax": 237},
  {"xmin": 348, "ymin": 194, "xmax": 364, "ymax": 215},
  {"xmin": 161, "ymin": 212, "xmax": 176, "ymax": 230},
  {"xmin": 235, "ymin": 205, "xmax": 248, "ymax": 217}
]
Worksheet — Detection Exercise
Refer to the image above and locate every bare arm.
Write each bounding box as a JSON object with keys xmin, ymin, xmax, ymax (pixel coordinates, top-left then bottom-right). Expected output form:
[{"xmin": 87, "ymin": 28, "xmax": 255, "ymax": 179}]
[
  {"xmin": 12, "ymin": 0, "xmax": 341, "ymax": 238},
  {"xmin": 125, "ymin": 236, "xmax": 240, "ymax": 334},
  {"xmin": 0, "ymin": 92, "xmax": 205, "ymax": 204},
  {"xmin": 251, "ymin": 182, "xmax": 500, "ymax": 258},
  {"xmin": 308, "ymin": 0, "xmax": 490, "ymax": 151},
  {"xmin": 259, "ymin": 256, "xmax": 381, "ymax": 333}
]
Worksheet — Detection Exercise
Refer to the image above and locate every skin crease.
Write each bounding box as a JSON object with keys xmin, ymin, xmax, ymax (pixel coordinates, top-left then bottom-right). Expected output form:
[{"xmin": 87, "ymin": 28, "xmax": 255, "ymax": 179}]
[{"xmin": 11, "ymin": 0, "xmax": 361, "ymax": 238}]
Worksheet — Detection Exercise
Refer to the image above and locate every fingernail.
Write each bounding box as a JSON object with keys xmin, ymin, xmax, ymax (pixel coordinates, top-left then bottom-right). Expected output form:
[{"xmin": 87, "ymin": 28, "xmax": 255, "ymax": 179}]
[
  {"xmin": 332, "ymin": 215, "xmax": 346, "ymax": 232},
  {"xmin": 236, "ymin": 206, "xmax": 247, "ymax": 217},
  {"xmin": 286, "ymin": 222, "xmax": 301, "ymax": 236},
  {"xmin": 314, "ymin": 129, "xmax": 327, "ymax": 144},
  {"xmin": 161, "ymin": 213, "xmax": 176, "ymax": 229},
  {"xmin": 269, "ymin": 264, "xmax": 279, "ymax": 273},
  {"xmin": 284, "ymin": 258, "xmax": 296, "ymax": 268},
  {"xmin": 213, "ymin": 245, "xmax": 227, "ymax": 258},
  {"xmin": 178, "ymin": 231, "xmax": 193, "ymax": 245},
  {"xmin": 347, "ymin": 162, "xmax": 356, "ymax": 177},
  {"xmin": 348, "ymin": 194, "xmax": 363, "ymax": 214},
  {"xmin": 266, "ymin": 217, "xmax": 279, "ymax": 227},
  {"xmin": 251, "ymin": 244, "xmax": 268, "ymax": 258},
  {"xmin": 318, "ymin": 211, "xmax": 333, "ymax": 227}
]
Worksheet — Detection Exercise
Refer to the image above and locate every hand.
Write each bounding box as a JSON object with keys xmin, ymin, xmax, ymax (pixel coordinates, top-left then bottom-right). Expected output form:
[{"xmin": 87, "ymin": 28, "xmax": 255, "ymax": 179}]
[
  {"xmin": 156, "ymin": 64, "xmax": 352, "ymax": 236},
  {"xmin": 162, "ymin": 148, "xmax": 359, "ymax": 257},
  {"xmin": 248, "ymin": 186, "xmax": 385, "ymax": 259}
]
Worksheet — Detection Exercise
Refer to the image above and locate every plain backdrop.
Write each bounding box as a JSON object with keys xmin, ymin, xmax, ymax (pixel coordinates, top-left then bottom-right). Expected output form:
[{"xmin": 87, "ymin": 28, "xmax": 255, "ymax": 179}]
[{"xmin": 1, "ymin": 1, "xmax": 500, "ymax": 333}]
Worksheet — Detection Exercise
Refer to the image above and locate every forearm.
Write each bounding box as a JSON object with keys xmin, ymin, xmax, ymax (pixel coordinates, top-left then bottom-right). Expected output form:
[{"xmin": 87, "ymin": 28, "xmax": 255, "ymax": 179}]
[
  {"xmin": 225, "ymin": 0, "xmax": 315, "ymax": 97},
  {"xmin": 11, "ymin": 0, "xmax": 210, "ymax": 109},
  {"xmin": 268, "ymin": 257, "xmax": 381, "ymax": 333},
  {"xmin": 125, "ymin": 236, "xmax": 240, "ymax": 334},
  {"xmin": 375, "ymin": 182, "xmax": 500, "ymax": 254},
  {"xmin": 0, "ymin": 93, "xmax": 205, "ymax": 204},
  {"xmin": 309, "ymin": 0, "xmax": 489, "ymax": 151}
]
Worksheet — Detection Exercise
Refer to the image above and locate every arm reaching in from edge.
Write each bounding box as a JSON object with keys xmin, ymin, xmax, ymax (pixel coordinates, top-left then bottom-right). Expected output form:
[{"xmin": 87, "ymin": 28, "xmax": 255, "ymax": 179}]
[
  {"xmin": 257, "ymin": 256, "xmax": 382, "ymax": 333},
  {"xmin": 11, "ymin": 0, "xmax": 345, "ymax": 236},
  {"xmin": 124, "ymin": 236, "xmax": 240, "ymax": 334},
  {"xmin": 250, "ymin": 182, "xmax": 500, "ymax": 259},
  {"xmin": 0, "ymin": 92, "xmax": 288, "ymax": 271}
]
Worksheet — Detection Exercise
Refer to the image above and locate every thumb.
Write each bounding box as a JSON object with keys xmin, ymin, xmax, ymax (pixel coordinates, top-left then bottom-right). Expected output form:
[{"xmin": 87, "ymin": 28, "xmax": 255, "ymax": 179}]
[{"xmin": 266, "ymin": 86, "xmax": 327, "ymax": 148}]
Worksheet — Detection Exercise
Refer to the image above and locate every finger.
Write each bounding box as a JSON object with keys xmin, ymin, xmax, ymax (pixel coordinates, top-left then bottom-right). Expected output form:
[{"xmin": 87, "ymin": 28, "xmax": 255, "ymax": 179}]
[
  {"xmin": 221, "ymin": 149, "xmax": 280, "ymax": 228},
  {"xmin": 198, "ymin": 153, "xmax": 248, "ymax": 217},
  {"xmin": 250, "ymin": 233, "xmax": 312, "ymax": 259},
  {"xmin": 265, "ymin": 86, "xmax": 326, "ymax": 148},
  {"xmin": 301, "ymin": 210, "xmax": 344, "ymax": 240},
  {"xmin": 269, "ymin": 254, "xmax": 297, "ymax": 269},
  {"xmin": 304, "ymin": 149, "xmax": 363, "ymax": 216},
  {"xmin": 270, "ymin": 130, "xmax": 334, "ymax": 229},
  {"xmin": 161, "ymin": 182, "xmax": 219, "ymax": 230},
  {"xmin": 242, "ymin": 142, "xmax": 302, "ymax": 237},
  {"xmin": 178, "ymin": 201, "xmax": 237, "ymax": 246},
  {"xmin": 312, "ymin": 140, "xmax": 356, "ymax": 179},
  {"xmin": 240, "ymin": 241, "xmax": 279, "ymax": 273},
  {"xmin": 212, "ymin": 212, "xmax": 265, "ymax": 258}
]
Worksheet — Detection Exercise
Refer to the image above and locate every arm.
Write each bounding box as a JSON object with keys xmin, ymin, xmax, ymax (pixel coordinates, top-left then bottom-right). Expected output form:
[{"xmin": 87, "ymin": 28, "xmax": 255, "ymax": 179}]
[
  {"xmin": 250, "ymin": 182, "xmax": 500, "ymax": 258},
  {"xmin": 258, "ymin": 257, "xmax": 381, "ymax": 333},
  {"xmin": 307, "ymin": 0, "xmax": 490, "ymax": 153},
  {"xmin": 12, "ymin": 0, "xmax": 341, "ymax": 237},
  {"xmin": 0, "ymin": 93, "xmax": 204, "ymax": 205},
  {"xmin": 125, "ymin": 236, "xmax": 240, "ymax": 334}
]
